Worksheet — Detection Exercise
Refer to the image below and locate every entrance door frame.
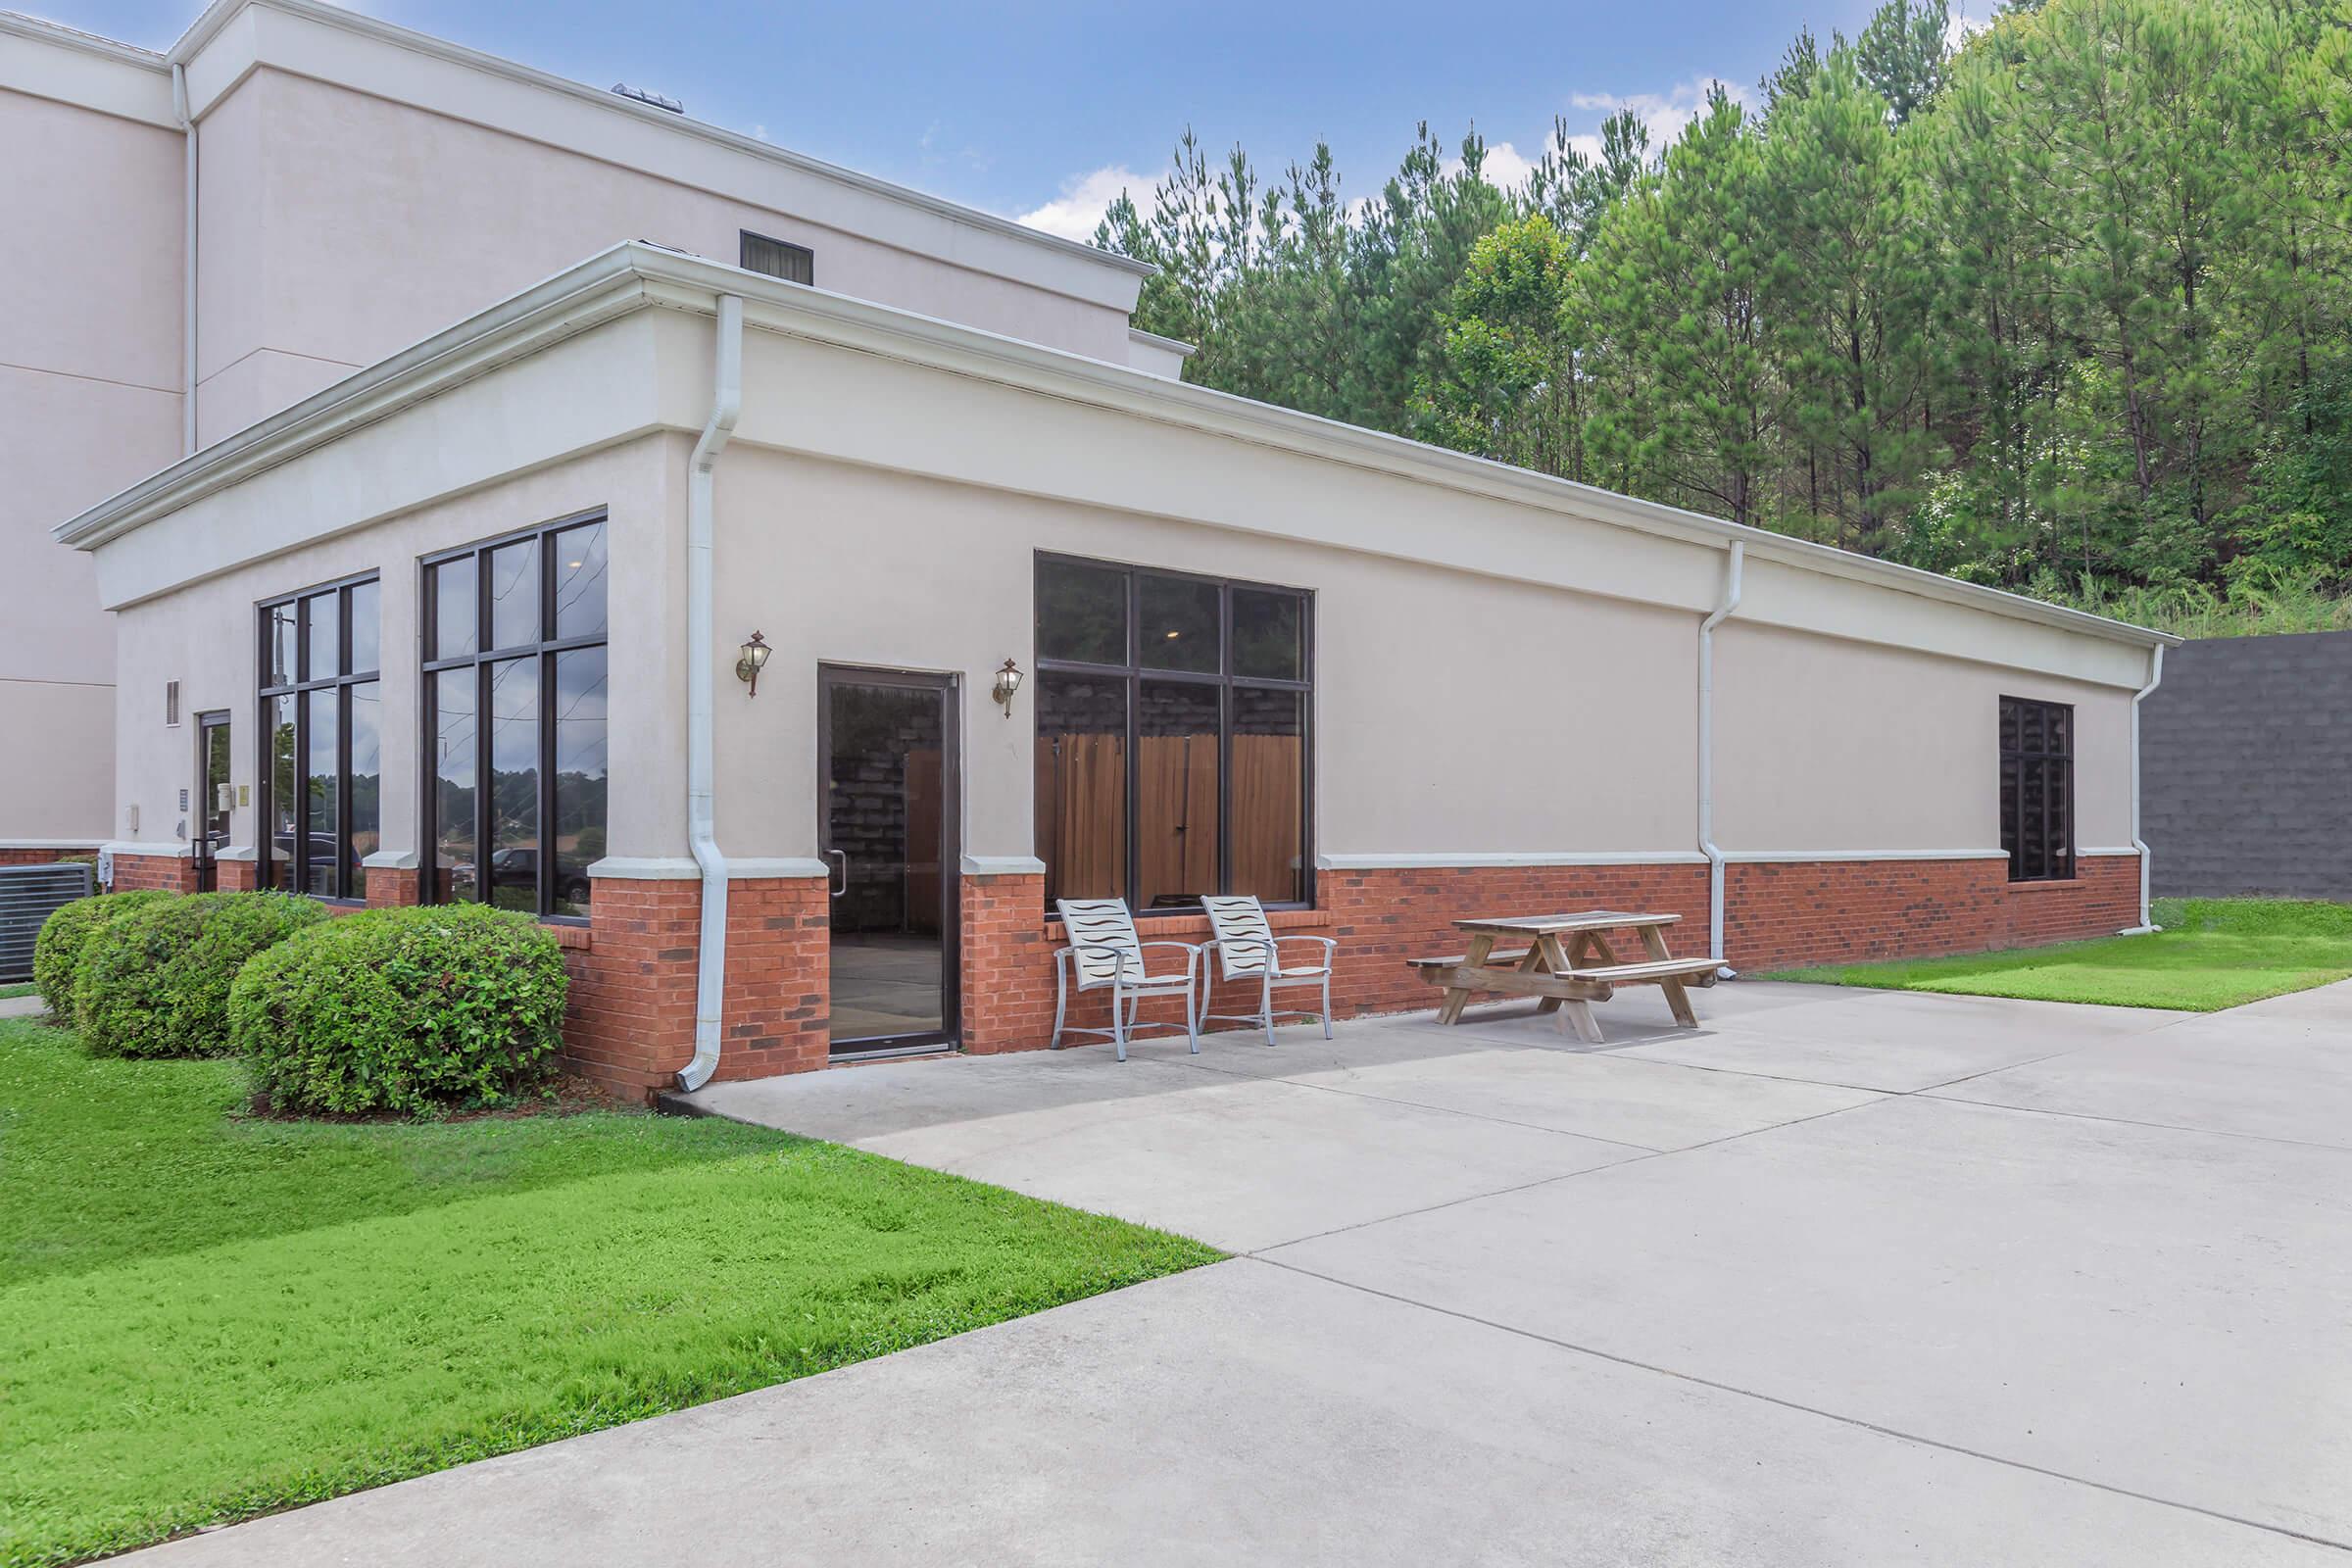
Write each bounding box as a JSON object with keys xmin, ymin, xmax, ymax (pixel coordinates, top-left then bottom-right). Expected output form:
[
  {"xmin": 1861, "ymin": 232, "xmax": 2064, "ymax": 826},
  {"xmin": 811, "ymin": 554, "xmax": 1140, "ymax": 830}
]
[
  {"xmin": 191, "ymin": 710, "xmax": 231, "ymax": 892},
  {"xmin": 815, "ymin": 663, "xmax": 962, "ymax": 1057}
]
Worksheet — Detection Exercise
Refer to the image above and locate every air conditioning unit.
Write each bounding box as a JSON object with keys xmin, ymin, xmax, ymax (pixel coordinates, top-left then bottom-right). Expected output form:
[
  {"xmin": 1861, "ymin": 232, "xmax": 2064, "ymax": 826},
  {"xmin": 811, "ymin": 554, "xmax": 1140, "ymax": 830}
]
[{"xmin": 0, "ymin": 861, "xmax": 95, "ymax": 983}]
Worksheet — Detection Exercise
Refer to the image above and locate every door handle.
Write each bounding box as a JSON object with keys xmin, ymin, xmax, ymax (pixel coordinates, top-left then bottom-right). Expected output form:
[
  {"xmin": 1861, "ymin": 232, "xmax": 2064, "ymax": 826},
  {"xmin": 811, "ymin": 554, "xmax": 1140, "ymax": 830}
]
[{"xmin": 827, "ymin": 849, "xmax": 848, "ymax": 898}]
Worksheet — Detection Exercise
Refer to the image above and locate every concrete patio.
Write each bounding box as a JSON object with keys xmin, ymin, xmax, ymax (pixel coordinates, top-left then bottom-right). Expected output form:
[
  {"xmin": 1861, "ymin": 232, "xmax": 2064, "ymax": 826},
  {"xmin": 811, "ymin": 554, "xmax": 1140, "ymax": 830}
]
[{"xmin": 122, "ymin": 979, "xmax": 2352, "ymax": 1565}]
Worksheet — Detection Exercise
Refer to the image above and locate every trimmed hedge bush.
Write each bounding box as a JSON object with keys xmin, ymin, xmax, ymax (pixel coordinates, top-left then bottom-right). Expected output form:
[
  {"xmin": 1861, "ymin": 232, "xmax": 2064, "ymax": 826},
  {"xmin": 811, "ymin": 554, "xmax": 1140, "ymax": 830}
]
[
  {"xmin": 31, "ymin": 891, "xmax": 176, "ymax": 1019},
  {"xmin": 229, "ymin": 903, "xmax": 569, "ymax": 1114},
  {"xmin": 32, "ymin": 891, "xmax": 172, "ymax": 1019},
  {"xmin": 75, "ymin": 892, "xmax": 332, "ymax": 1057}
]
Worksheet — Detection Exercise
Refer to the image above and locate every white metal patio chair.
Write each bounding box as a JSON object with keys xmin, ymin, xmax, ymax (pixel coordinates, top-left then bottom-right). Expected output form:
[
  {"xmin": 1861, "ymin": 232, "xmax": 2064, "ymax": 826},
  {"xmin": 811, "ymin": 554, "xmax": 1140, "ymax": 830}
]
[
  {"xmin": 1197, "ymin": 894, "xmax": 1336, "ymax": 1046},
  {"xmin": 1051, "ymin": 899, "xmax": 1201, "ymax": 1061}
]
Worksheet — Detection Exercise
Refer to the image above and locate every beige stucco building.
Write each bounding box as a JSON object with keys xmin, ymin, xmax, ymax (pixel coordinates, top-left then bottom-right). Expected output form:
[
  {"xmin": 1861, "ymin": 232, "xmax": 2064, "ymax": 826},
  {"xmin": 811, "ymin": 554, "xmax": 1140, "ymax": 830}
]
[{"xmin": 24, "ymin": 2, "xmax": 2172, "ymax": 1094}]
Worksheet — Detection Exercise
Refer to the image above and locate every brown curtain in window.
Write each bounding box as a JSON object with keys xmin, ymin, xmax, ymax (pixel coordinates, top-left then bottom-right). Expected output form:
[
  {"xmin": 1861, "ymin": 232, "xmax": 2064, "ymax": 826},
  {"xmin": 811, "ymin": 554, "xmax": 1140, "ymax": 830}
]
[
  {"xmin": 1229, "ymin": 732, "xmax": 1302, "ymax": 900},
  {"xmin": 1037, "ymin": 733, "xmax": 1126, "ymax": 901}
]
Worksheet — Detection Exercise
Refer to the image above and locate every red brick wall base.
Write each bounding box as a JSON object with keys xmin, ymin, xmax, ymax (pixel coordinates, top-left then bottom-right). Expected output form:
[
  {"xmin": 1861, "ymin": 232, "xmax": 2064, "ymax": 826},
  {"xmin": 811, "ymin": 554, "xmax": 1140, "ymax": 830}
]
[
  {"xmin": 563, "ymin": 874, "xmax": 830, "ymax": 1099},
  {"xmin": 87, "ymin": 853, "xmax": 2144, "ymax": 1096},
  {"xmin": 106, "ymin": 853, "xmax": 199, "ymax": 894},
  {"xmin": 1724, "ymin": 853, "xmax": 2141, "ymax": 970},
  {"xmin": 962, "ymin": 854, "xmax": 2142, "ymax": 1059},
  {"xmin": 0, "ymin": 847, "xmax": 99, "ymax": 868}
]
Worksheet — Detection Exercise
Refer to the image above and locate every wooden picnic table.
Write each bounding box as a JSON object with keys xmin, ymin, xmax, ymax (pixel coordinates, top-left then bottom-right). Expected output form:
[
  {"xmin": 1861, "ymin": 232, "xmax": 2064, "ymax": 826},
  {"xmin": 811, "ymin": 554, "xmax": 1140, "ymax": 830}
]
[{"xmin": 1405, "ymin": 909, "xmax": 1724, "ymax": 1044}]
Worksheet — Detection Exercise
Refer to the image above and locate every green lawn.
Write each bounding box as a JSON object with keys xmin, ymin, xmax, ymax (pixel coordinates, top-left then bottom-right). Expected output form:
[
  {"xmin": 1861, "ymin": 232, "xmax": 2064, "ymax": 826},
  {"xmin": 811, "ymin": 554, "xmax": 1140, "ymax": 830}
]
[
  {"xmin": 1761, "ymin": 898, "xmax": 2352, "ymax": 1011},
  {"xmin": 0, "ymin": 1021, "xmax": 1217, "ymax": 1567},
  {"xmin": 0, "ymin": 983, "xmax": 33, "ymax": 1000}
]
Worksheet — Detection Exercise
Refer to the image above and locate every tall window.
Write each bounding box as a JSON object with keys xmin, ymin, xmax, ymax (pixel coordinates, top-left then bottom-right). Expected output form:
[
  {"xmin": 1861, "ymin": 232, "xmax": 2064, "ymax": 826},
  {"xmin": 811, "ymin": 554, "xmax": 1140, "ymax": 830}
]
[
  {"xmin": 258, "ymin": 575, "xmax": 382, "ymax": 901},
  {"xmin": 2000, "ymin": 696, "xmax": 2074, "ymax": 883},
  {"xmin": 1034, "ymin": 555, "xmax": 1311, "ymax": 910},
  {"xmin": 740, "ymin": 230, "xmax": 814, "ymax": 285},
  {"xmin": 421, "ymin": 513, "xmax": 610, "ymax": 920}
]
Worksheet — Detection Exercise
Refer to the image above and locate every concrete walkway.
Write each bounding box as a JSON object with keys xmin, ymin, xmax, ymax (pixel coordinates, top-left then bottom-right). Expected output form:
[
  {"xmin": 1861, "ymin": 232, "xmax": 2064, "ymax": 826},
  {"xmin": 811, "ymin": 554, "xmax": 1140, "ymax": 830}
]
[{"xmin": 122, "ymin": 980, "xmax": 2352, "ymax": 1565}]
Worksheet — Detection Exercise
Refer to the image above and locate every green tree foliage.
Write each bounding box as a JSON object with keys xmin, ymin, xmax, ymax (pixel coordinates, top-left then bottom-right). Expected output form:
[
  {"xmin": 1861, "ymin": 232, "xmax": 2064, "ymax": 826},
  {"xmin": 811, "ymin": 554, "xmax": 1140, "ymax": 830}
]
[
  {"xmin": 1409, "ymin": 214, "xmax": 1582, "ymax": 478},
  {"xmin": 1089, "ymin": 0, "xmax": 2352, "ymax": 605}
]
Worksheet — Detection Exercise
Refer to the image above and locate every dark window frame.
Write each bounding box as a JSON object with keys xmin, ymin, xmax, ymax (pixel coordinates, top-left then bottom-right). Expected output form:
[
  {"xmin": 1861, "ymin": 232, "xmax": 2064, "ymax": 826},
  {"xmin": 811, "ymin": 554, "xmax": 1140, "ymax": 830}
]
[
  {"xmin": 1999, "ymin": 695, "xmax": 2076, "ymax": 884},
  {"xmin": 416, "ymin": 509, "xmax": 610, "ymax": 924},
  {"xmin": 739, "ymin": 229, "xmax": 814, "ymax": 286},
  {"xmin": 1033, "ymin": 552, "xmax": 1315, "ymax": 912},
  {"xmin": 256, "ymin": 570, "xmax": 381, "ymax": 903}
]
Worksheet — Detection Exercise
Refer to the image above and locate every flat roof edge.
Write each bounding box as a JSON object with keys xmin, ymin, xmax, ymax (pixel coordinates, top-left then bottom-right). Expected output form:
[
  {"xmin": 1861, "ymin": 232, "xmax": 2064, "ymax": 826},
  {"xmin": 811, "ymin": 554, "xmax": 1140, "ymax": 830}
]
[
  {"xmin": 161, "ymin": 0, "xmax": 1151, "ymax": 283},
  {"xmin": 0, "ymin": 11, "xmax": 170, "ymax": 68},
  {"xmin": 59, "ymin": 240, "xmax": 2178, "ymax": 652}
]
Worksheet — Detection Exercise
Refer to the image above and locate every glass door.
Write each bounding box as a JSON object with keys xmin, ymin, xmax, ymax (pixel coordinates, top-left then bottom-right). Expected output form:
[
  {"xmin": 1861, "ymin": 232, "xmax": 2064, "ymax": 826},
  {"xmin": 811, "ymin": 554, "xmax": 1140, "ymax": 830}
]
[
  {"xmin": 192, "ymin": 711, "xmax": 231, "ymax": 892},
  {"xmin": 818, "ymin": 667, "xmax": 959, "ymax": 1055}
]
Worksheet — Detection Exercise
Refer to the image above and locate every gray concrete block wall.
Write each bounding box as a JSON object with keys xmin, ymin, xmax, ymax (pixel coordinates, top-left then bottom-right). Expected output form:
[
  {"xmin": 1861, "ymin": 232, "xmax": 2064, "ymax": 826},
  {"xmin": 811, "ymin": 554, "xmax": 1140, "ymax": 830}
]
[{"xmin": 2140, "ymin": 629, "xmax": 2352, "ymax": 900}]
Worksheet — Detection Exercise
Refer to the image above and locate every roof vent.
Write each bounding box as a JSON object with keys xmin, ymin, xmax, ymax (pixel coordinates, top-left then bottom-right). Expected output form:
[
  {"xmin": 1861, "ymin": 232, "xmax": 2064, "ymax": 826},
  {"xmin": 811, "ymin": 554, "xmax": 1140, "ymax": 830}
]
[{"xmin": 612, "ymin": 83, "xmax": 684, "ymax": 114}]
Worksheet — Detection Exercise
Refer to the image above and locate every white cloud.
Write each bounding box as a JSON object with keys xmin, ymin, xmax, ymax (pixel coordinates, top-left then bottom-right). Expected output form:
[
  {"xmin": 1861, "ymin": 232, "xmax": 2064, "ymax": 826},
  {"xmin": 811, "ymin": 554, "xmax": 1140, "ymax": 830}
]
[
  {"xmin": 1567, "ymin": 74, "xmax": 1749, "ymax": 153},
  {"xmin": 1465, "ymin": 139, "xmax": 1538, "ymax": 192},
  {"xmin": 1015, "ymin": 165, "xmax": 1154, "ymax": 243},
  {"xmin": 1945, "ymin": 8, "xmax": 1991, "ymax": 48}
]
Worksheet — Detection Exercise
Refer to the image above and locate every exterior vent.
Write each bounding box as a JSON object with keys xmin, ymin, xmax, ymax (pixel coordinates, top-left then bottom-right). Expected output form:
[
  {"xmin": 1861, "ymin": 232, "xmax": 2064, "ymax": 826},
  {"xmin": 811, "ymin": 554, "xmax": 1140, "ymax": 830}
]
[
  {"xmin": 0, "ymin": 861, "xmax": 94, "ymax": 982},
  {"xmin": 741, "ymin": 231, "xmax": 814, "ymax": 286},
  {"xmin": 612, "ymin": 83, "xmax": 684, "ymax": 114},
  {"xmin": 166, "ymin": 679, "xmax": 180, "ymax": 726}
]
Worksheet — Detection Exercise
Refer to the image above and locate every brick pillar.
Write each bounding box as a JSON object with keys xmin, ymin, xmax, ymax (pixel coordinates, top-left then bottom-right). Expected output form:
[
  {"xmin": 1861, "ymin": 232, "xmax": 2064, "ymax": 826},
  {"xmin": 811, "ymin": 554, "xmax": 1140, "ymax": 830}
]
[
  {"xmin": 958, "ymin": 870, "xmax": 1051, "ymax": 1053},
  {"xmin": 108, "ymin": 853, "xmax": 199, "ymax": 894},
  {"xmin": 366, "ymin": 866, "xmax": 420, "ymax": 907},
  {"xmin": 564, "ymin": 871, "xmax": 830, "ymax": 1100},
  {"xmin": 218, "ymin": 857, "xmax": 258, "ymax": 892},
  {"xmin": 712, "ymin": 875, "xmax": 831, "ymax": 1080}
]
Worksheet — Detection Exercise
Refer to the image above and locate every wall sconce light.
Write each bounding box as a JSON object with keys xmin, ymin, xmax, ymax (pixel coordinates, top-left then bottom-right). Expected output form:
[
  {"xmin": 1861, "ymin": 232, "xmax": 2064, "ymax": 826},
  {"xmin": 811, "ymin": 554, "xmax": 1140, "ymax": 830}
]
[
  {"xmin": 735, "ymin": 631, "xmax": 772, "ymax": 697},
  {"xmin": 992, "ymin": 658, "xmax": 1025, "ymax": 717}
]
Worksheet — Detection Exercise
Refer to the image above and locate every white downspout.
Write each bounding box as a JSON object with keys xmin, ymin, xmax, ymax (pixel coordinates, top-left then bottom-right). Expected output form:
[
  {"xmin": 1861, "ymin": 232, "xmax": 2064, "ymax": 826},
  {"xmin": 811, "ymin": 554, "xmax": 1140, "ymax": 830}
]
[
  {"xmin": 676, "ymin": 294, "xmax": 744, "ymax": 1092},
  {"xmin": 1697, "ymin": 541, "xmax": 1743, "ymax": 977},
  {"xmin": 172, "ymin": 64, "xmax": 198, "ymax": 455},
  {"xmin": 2120, "ymin": 643, "xmax": 2166, "ymax": 935}
]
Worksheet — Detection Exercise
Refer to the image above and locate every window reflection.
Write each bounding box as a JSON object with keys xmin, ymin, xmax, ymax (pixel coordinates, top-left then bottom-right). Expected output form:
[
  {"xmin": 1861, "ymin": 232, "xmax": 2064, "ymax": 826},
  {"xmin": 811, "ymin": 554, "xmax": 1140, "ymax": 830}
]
[
  {"xmin": 487, "ymin": 658, "xmax": 539, "ymax": 911},
  {"xmin": 350, "ymin": 681, "xmax": 381, "ymax": 901},
  {"xmin": 268, "ymin": 693, "xmax": 296, "ymax": 892},
  {"xmin": 552, "ymin": 648, "xmax": 607, "ymax": 917},
  {"xmin": 425, "ymin": 516, "xmax": 610, "ymax": 919},
  {"xmin": 488, "ymin": 539, "xmax": 538, "ymax": 651},
  {"xmin": 553, "ymin": 521, "xmax": 609, "ymax": 640},
  {"xmin": 434, "ymin": 666, "xmax": 478, "ymax": 903},
  {"xmin": 259, "ymin": 577, "xmax": 378, "ymax": 899}
]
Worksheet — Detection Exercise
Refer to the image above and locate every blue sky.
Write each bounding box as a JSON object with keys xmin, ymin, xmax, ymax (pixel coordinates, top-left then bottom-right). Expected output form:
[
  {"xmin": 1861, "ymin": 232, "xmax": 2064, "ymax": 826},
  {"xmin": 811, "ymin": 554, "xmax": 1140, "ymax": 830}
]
[{"xmin": 39, "ymin": 0, "xmax": 1920, "ymax": 238}]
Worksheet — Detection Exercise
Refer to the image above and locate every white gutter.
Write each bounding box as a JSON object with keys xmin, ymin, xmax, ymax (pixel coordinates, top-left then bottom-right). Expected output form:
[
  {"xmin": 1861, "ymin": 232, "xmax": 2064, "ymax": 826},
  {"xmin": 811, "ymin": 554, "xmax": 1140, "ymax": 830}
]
[
  {"xmin": 1697, "ymin": 541, "xmax": 1743, "ymax": 976},
  {"xmin": 676, "ymin": 293, "xmax": 743, "ymax": 1092},
  {"xmin": 2120, "ymin": 643, "xmax": 2166, "ymax": 935},
  {"xmin": 172, "ymin": 62, "xmax": 197, "ymax": 455}
]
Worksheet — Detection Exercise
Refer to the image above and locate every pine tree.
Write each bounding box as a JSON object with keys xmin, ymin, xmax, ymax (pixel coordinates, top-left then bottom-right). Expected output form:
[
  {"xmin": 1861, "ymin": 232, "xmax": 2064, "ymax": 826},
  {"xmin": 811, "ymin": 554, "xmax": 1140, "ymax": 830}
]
[
  {"xmin": 1760, "ymin": 55, "xmax": 1942, "ymax": 548},
  {"xmin": 1855, "ymin": 0, "xmax": 1952, "ymax": 125}
]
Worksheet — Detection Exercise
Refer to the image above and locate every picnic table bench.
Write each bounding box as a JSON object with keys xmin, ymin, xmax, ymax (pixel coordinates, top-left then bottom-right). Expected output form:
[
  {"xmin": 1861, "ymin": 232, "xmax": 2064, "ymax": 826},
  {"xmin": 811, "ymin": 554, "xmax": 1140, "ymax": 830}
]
[{"xmin": 1406, "ymin": 909, "xmax": 1723, "ymax": 1044}]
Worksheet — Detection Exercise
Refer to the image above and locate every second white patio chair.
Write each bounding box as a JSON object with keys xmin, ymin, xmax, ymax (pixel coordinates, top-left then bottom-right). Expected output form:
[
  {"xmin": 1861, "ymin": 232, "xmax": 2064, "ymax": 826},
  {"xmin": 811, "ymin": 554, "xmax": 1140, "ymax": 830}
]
[
  {"xmin": 1051, "ymin": 899, "xmax": 1200, "ymax": 1062},
  {"xmin": 1198, "ymin": 894, "xmax": 1337, "ymax": 1047}
]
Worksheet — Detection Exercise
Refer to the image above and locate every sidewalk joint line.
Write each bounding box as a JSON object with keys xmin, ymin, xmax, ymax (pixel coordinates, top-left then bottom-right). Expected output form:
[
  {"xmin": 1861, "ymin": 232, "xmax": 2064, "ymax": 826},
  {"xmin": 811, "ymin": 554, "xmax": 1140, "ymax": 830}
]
[{"xmin": 1248, "ymin": 1256, "xmax": 2352, "ymax": 1557}]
